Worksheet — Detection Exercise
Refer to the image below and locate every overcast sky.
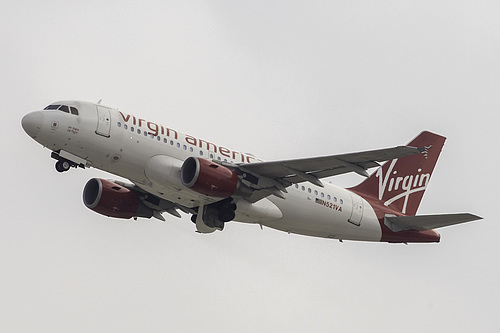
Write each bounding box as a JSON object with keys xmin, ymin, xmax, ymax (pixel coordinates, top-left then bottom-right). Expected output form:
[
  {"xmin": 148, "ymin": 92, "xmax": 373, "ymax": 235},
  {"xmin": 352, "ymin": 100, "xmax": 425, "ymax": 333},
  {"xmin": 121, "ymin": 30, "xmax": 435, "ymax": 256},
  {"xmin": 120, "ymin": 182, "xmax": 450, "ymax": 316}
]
[{"xmin": 2, "ymin": 1, "xmax": 498, "ymax": 332}]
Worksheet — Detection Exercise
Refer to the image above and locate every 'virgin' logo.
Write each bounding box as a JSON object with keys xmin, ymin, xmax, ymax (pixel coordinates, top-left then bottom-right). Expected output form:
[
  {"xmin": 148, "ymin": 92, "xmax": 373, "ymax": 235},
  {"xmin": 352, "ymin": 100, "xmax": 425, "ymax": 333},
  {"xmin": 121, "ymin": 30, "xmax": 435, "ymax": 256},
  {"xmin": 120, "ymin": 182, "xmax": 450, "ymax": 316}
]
[{"xmin": 376, "ymin": 159, "xmax": 430, "ymax": 214}]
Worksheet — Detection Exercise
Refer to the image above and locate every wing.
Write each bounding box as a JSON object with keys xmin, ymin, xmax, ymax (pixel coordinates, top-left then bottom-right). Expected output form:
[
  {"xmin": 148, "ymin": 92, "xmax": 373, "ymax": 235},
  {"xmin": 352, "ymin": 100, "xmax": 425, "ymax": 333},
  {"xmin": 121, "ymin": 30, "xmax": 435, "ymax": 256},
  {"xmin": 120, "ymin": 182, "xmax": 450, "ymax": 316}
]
[
  {"xmin": 223, "ymin": 145, "xmax": 424, "ymax": 202},
  {"xmin": 114, "ymin": 180, "xmax": 195, "ymax": 220}
]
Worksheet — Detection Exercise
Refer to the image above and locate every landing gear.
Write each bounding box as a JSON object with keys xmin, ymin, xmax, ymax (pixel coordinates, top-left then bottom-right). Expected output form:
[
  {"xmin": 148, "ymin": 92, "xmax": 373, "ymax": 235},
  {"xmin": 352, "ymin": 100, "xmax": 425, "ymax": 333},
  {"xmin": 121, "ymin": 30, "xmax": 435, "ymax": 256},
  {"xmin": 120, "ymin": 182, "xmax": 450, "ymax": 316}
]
[
  {"xmin": 55, "ymin": 160, "xmax": 71, "ymax": 172},
  {"xmin": 218, "ymin": 201, "xmax": 237, "ymax": 222},
  {"xmin": 52, "ymin": 152, "xmax": 78, "ymax": 173},
  {"xmin": 192, "ymin": 198, "xmax": 237, "ymax": 230}
]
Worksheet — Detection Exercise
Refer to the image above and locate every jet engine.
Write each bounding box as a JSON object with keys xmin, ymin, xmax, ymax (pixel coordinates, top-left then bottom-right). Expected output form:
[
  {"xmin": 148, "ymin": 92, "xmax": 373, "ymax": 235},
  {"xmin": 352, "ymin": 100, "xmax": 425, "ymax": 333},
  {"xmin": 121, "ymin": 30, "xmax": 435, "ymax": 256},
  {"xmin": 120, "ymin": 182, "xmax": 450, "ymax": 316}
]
[
  {"xmin": 83, "ymin": 178, "xmax": 153, "ymax": 219},
  {"xmin": 181, "ymin": 157, "xmax": 250, "ymax": 198}
]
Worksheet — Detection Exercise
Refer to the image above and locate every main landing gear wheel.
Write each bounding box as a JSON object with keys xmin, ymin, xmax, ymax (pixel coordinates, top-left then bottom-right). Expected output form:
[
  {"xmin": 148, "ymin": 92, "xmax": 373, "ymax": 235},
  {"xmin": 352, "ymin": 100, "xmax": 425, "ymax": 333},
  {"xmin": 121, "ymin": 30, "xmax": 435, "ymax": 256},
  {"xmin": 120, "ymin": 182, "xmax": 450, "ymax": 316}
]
[{"xmin": 55, "ymin": 160, "xmax": 71, "ymax": 172}]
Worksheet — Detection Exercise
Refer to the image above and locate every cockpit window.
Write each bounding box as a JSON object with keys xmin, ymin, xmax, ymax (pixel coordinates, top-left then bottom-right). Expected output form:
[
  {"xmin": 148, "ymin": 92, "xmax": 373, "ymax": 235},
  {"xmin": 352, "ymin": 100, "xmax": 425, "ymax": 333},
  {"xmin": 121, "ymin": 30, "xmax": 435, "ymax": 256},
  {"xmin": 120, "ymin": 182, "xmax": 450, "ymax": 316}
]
[
  {"xmin": 43, "ymin": 104, "xmax": 79, "ymax": 116},
  {"xmin": 59, "ymin": 105, "xmax": 70, "ymax": 113}
]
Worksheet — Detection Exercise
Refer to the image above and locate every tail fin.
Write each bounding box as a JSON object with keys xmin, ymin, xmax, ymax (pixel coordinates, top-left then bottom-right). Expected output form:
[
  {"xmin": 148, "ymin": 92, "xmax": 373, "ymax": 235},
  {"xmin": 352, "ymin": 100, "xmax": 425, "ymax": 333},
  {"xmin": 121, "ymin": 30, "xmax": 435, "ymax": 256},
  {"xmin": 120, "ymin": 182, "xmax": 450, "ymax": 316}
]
[{"xmin": 350, "ymin": 131, "xmax": 446, "ymax": 216}]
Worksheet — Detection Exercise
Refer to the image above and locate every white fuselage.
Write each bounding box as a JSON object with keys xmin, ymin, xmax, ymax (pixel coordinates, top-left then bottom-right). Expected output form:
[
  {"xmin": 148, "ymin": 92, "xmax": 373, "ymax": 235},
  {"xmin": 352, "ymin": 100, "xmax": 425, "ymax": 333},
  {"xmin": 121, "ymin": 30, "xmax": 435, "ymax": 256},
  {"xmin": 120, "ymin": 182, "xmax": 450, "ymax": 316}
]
[{"xmin": 23, "ymin": 101, "xmax": 383, "ymax": 241}]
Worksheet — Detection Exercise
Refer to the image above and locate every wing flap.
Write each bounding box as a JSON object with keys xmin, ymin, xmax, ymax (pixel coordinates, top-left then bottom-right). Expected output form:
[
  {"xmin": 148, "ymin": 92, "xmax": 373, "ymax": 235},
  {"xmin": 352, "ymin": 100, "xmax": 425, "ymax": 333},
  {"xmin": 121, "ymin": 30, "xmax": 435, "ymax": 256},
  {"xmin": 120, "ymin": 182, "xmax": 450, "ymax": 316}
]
[{"xmin": 384, "ymin": 213, "xmax": 482, "ymax": 232}]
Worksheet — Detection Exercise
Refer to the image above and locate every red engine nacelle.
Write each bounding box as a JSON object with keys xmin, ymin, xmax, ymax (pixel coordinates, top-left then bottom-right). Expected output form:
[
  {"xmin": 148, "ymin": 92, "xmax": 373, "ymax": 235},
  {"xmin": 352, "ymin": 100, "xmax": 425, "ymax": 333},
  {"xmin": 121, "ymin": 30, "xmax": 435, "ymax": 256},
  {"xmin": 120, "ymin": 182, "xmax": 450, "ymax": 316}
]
[
  {"xmin": 83, "ymin": 178, "xmax": 153, "ymax": 219},
  {"xmin": 181, "ymin": 157, "xmax": 240, "ymax": 198}
]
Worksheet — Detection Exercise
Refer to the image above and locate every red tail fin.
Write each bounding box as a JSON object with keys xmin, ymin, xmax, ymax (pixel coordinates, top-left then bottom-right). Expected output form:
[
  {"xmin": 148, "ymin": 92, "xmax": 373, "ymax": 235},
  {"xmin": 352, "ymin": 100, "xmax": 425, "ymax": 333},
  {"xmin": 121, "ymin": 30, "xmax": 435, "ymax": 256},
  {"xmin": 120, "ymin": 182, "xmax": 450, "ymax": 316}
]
[{"xmin": 350, "ymin": 131, "xmax": 446, "ymax": 216}]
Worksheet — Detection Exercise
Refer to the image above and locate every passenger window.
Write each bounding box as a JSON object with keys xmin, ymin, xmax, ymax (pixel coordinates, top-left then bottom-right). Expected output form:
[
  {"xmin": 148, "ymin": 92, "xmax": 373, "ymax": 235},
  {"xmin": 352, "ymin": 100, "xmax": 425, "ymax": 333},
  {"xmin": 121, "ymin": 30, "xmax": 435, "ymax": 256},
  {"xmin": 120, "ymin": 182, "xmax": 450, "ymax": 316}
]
[
  {"xmin": 117, "ymin": 122, "xmax": 122, "ymax": 128},
  {"xmin": 157, "ymin": 136, "xmax": 161, "ymax": 141},
  {"xmin": 189, "ymin": 147, "xmax": 193, "ymax": 152},
  {"xmin": 327, "ymin": 195, "xmax": 331, "ymax": 200},
  {"xmin": 70, "ymin": 107, "xmax": 79, "ymax": 115},
  {"xmin": 308, "ymin": 188, "xmax": 311, "ymax": 193},
  {"xmin": 199, "ymin": 151, "xmax": 203, "ymax": 156},
  {"xmin": 340, "ymin": 199, "xmax": 343, "ymax": 204},
  {"xmin": 183, "ymin": 145, "xmax": 187, "ymax": 150},
  {"xmin": 137, "ymin": 129, "xmax": 141, "ymax": 134},
  {"xmin": 176, "ymin": 143, "xmax": 180, "ymax": 148},
  {"xmin": 124, "ymin": 124, "xmax": 128, "ymax": 130},
  {"xmin": 301, "ymin": 186, "xmax": 305, "ymax": 191},
  {"xmin": 314, "ymin": 190, "xmax": 318, "ymax": 195},
  {"xmin": 163, "ymin": 138, "xmax": 168, "ymax": 143},
  {"xmin": 131, "ymin": 127, "xmax": 135, "ymax": 132}
]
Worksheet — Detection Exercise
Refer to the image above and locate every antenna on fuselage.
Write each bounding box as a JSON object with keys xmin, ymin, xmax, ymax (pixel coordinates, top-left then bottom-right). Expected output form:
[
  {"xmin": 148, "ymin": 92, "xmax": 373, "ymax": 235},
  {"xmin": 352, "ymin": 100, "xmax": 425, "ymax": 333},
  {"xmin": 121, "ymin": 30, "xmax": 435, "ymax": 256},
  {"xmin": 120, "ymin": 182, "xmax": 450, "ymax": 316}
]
[{"xmin": 97, "ymin": 99, "xmax": 102, "ymax": 105}]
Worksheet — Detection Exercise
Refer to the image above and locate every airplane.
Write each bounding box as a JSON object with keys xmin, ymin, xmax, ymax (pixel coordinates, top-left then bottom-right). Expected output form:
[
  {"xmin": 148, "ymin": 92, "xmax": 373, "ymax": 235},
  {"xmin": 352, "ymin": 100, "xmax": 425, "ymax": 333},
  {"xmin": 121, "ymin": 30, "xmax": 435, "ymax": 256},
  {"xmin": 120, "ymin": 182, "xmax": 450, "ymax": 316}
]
[{"xmin": 21, "ymin": 100, "xmax": 482, "ymax": 243}]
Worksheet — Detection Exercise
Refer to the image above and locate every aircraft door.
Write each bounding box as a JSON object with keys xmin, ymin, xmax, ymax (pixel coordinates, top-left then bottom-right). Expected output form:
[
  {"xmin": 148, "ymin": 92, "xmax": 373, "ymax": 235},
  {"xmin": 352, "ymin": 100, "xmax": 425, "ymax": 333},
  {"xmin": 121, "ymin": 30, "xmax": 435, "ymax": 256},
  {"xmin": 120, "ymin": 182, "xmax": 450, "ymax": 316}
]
[
  {"xmin": 349, "ymin": 192, "xmax": 363, "ymax": 226},
  {"xmin": 95, "ymin": 105, "xmax": 111, "ymax": 137}
]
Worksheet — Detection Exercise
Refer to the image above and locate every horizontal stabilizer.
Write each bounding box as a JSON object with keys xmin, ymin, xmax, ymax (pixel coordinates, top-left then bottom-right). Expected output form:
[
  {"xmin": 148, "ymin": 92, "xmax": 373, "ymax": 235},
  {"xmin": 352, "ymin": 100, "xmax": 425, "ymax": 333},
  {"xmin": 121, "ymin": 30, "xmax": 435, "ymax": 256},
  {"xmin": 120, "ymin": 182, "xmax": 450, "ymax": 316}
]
[{"xmin": 384, "ymin": 213, "xmax": 482, "ymax": 232}]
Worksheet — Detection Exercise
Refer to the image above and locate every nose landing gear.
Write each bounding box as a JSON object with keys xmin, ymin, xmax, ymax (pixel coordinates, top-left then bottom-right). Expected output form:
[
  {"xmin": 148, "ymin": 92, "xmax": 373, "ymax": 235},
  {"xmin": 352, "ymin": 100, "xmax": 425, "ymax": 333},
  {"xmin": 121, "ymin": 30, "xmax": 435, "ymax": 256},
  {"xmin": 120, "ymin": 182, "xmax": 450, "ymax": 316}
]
[
  {"xmin": 51, "ymin": 151, "xmax": 85, "ymax": 173},
  {"xmin": 55, "ymin": 160, "xmax": 71, "ymax": 172}
]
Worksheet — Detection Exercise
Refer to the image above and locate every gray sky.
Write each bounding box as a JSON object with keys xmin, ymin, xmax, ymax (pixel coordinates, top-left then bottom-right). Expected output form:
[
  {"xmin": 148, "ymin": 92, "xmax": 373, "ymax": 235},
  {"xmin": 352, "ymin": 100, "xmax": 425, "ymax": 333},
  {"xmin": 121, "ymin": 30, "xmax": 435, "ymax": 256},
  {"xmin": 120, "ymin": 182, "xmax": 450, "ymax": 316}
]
[{"xmin": 2, "ymin": 1, "xmax": 498, "ymax": 332}]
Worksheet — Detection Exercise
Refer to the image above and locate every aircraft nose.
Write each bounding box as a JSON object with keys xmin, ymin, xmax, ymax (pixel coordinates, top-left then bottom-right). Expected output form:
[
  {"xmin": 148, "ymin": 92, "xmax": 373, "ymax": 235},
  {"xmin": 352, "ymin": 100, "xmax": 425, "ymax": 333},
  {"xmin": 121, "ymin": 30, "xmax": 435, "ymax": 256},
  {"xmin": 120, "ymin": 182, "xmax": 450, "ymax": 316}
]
[{"xmin": 22, "ymin": 111, "xmax": 44, "ymax": 138}]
